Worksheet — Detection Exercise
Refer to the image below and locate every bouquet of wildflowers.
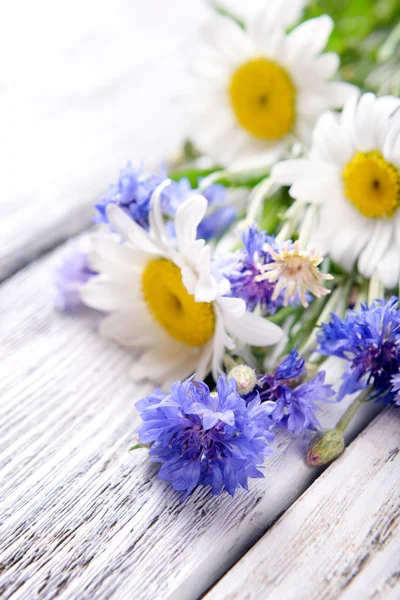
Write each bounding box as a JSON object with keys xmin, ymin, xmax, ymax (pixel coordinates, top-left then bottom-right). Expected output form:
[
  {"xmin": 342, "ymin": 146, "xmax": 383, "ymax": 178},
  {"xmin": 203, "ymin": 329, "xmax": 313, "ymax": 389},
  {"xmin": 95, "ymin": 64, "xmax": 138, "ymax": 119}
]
[{"xmin": 54, "ymin": 0, "xmax": 400, "ymax": 499}]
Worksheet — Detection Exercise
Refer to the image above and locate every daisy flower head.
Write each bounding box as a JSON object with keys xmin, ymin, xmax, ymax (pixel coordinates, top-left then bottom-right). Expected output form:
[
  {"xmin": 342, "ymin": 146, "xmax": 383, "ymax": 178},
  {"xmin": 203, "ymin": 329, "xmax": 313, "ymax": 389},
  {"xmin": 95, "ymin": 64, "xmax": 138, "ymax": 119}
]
[
  {"xmin": 256, "ymin": 239, "xmax": 333, "ymax": 308},
  {"xmin": 187, "ymin": 0, "xmax": 355, "ymax": 171},
  {"xmin": 215, "ymin": 225, "xmax": 332, "ymax": 313},
  {"xmin": 273, "ymin": 93, "xmax": 400, "ymax": 289},
  {"xmin": 318, "ymin": 297, "xmax": 400, "ymax": 403},
  {"xmin": 135, "ymin": 375, "xmax": 275, "ymax": 498},
  {"xmin": 81, "ymin": 180, "xmax": 283, "ymax": 385},
  {"xmin": 220, "ymin": 225, "xmax": 282, "ymax": 315}
]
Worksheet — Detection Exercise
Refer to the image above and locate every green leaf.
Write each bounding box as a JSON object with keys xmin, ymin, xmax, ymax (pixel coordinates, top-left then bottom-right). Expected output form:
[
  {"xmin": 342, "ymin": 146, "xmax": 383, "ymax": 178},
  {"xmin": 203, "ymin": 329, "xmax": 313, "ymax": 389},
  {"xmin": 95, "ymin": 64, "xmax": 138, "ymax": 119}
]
[{"xmin": 129, "ymin": 443, "xmax": 149, "ymax": 452}]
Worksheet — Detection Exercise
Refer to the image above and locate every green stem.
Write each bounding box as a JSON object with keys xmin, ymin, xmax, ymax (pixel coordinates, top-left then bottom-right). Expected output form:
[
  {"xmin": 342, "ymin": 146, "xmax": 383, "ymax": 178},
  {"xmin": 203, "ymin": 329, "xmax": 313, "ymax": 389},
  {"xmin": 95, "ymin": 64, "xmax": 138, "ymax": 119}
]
[
  {"xmin": 298, "ymin": 285, "xmax": 343, "ymax": 357},
  {"xmin": 335, "ymin": 386, "xmax": 373, "ymax": 434},
  {"xmin": 168, "ymin": 167, "xmax": 269, "ymax": 189}
]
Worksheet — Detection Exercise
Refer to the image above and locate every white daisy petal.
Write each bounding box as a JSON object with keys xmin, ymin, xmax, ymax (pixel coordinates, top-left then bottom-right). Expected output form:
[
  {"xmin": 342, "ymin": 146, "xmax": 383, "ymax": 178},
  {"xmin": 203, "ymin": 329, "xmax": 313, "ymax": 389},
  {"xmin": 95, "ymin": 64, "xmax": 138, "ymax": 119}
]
[
  {"xmin": 149, "ymin": 179, "xmax": 172, "ymax": 248},
  {"xmin": 106, "ymin": 204, "xmax": 163, "ymax": 256},
  {"xmin": 373, "ymin": 96, "xmax": 400, "ymax": 148},
  {"xmin": 290, "ymin": 175, "xmax": 338, "ymax": 204},
  {"xmin": 211, "ymin": 308, "xmax": 235, "ymax": 380},
  {"xmin": 384, "ymin": 116, "xmax": 400, "ymax": 164},
  {"xmin": 271, "ymin": 159, "xmax": 315, "ymax": 185},
  {"xmin": 223, "ymin": 310, "xmax": 283, "ymax": 347},
  {"xmin": 311, "ymin": 52, "xmax": 340, "ymax": 79},
  {"xmin": 217, "ymin": 296, "xmax": 246, "ymax": 319},
  {"xmin": 286, "ymin": 16, "xmax": 333, "ymax": 61},
  {"xmin": 200, "ymin": 15, "xmax": 254, "ymax": 64},
  {"xmin": 131, "ymin": 341, "xmax": 197, "ymax": 385},
  {"xmin": 195, "ymin": 341, "xmax": 214, "ymax": 382},
  {"xmin": 99, "ymin": 307, "xmax": 168, "ymax": 347},
  {"xmin": 376, "ymin": 243, "xmax": 400, "ymax": 290},
  {"xmin": 323, "ymin": 81, "xmax": 358, "ymax": 109},
  {"xmin": 175, "ymin": 195, "xmax": 208, "ymax": 254},
  {"xmin": 394, "ymin": 211, "xmax": 400, "ymax": 247},
  {"xmin": 357, "ymin": 220, "xmax": 393, "ymax": 278},
  {"xmin": 311, "ymin": 111, "xmax": 354, "ymax": 166},
  {"xmin": 88, "ymin": 235, "xmax": 148, "ymax": 280},
  {"xmin": 194, "ymin": 272, "xmax": 219, "ymax": 303},
  {"xmin": 80, "ymin": 276, "xmax": 139, "ymax": 312},
  {"xmin": 339, "ymin": 94, "xmax": 359, "ymax": 144},
  {"xmin": 354, "ymin": 92, "xmax": 376, "ymax": 151}
]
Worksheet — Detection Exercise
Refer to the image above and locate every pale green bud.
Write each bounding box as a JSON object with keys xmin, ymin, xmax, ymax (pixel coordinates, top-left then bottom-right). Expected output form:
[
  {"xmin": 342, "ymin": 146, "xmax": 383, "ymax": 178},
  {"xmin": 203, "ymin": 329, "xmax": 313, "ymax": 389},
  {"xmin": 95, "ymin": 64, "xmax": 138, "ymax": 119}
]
[
  {"xmin": 227, "ymin": 365, "xmax": 258, "ymax": 395},
  {"xmin": 306, "ymin": 429, "xmax": 345, "ymax": 467}
]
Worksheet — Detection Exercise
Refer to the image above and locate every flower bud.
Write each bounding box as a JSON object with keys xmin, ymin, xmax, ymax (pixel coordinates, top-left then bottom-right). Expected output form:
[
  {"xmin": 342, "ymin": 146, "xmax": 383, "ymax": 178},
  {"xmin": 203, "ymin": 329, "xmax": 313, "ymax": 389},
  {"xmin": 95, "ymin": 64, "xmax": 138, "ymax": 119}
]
[
  {"xmin": 228, "ymin": 365, "xmax": 258, "ymax": 395},
  {"xmin": 306, "ymin": 429, "xmax": 345, "ymax": 467}
]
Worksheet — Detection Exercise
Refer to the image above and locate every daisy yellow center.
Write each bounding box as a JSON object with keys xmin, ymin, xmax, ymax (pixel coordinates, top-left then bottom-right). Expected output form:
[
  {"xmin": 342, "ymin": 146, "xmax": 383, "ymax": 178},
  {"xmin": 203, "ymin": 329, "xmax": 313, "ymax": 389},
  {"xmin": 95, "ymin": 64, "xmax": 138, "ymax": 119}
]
[
  {"xmin": 342, "ymin": 151, "xmax": 400, "ymax": 218},
  {"xmin": 141, "ymin": 259, "xmax": 215, "ymax": 347},
  {"xmin": 228, "ymin": 58, "xmax": 296, "ymax": 140}
]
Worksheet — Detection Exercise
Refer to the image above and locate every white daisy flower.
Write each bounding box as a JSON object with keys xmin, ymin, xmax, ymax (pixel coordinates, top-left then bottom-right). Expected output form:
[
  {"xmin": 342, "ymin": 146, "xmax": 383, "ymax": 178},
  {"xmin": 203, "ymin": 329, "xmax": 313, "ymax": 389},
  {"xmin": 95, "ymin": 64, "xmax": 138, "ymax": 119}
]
[
  {"xmin": 187, "ymin": 0, "xmax": 355, "ymax": 172},
  {"xmin": 81, "ymin": 181, "xmax": 283, "ymax": 385},
  {"xmin": 272, "ymin": 93, "xmax": 400, "ymax": 289}
]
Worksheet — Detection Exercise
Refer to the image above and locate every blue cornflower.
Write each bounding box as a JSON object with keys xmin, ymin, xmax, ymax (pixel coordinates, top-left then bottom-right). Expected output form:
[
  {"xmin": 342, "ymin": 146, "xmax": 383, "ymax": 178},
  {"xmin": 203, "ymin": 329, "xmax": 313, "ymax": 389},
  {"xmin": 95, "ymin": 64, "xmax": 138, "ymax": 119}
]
[
  {"xmin": 317, "ymin": 297, "xmax": 400, "ymax": 403},
  {"xmin": 223, "ymin": 225, "xmax": 283, "ymax": 314},
  {"xmin": 136, "ymin": 376, "xmax": 275, "ymax": 499},
  {"xmin": 95, "ymin": 162, "xmax": 165, "ymax": 229},
  {"xmin": 390, "ymin": 374, "xmax": 400, "ymax": 406},
  {"xmin": 197, "ymin": 205, "xmax": 236, "ymax": 240},
  {"xmin": 54, "ymin": 235, "xmax": 97, "ymax": 311},
  {"xmin": 256, "ymin": 350, "xmax": 334, "ymax": 436}
]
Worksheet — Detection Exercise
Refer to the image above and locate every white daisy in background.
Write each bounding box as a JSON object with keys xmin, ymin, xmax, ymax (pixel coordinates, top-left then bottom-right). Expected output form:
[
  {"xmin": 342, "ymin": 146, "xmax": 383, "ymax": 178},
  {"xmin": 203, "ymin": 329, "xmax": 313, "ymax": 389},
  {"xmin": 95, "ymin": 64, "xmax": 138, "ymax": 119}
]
[
  {"xmin": 187, "ymin": 0, "xmax": 355, "ymax": 171},
  {"xmin": 272, "ymin": 93, "xmax": 400, "ymax": 289},
  {"xmin": 211, "ymin": 0, "xmax": 305, "ymax": 29},
  {"xmin": 81, "ymin": 181, "xmax": 283, "ymax": 384}
]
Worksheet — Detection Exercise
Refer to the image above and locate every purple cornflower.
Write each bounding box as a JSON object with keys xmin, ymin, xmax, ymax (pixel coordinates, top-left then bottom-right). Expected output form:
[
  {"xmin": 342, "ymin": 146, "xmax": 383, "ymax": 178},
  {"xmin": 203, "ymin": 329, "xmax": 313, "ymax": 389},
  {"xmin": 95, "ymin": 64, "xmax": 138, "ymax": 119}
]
[
  {"xmin": 318, "ymin": 297, "xmax": 400, "ymax": 404},
  {"xmin": 255, "ymin": 350, "xmax": 334, "ymax": 436},
  {"xmin": 54, "ymin": 235, "xmax": 97, "ymax": 311},
  {"xmin": 223, "ymin": 225, "xmax": 284, "ymax": 315},
  {"xmin": 135, "ymin": 376, "xmax": 275, "ymax": 499}
]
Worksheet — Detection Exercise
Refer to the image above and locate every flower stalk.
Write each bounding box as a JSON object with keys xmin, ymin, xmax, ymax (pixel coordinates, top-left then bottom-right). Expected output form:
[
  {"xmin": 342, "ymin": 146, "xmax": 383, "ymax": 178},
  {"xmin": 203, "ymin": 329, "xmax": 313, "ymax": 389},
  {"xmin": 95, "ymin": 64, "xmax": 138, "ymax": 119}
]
[{"xmin": 335, "ymin": 385, "xmax": 373, "ymax": 434}]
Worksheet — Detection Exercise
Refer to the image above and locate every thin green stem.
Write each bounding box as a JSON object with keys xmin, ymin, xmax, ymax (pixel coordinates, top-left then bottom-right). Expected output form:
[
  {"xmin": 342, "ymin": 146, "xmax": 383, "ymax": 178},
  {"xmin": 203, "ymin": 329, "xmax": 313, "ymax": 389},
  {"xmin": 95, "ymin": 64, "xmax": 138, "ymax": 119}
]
[
  {"xmin": 335, "ymin": 386, "xmax": 373, "ymax": 434},
  {"xmin": 299, "ymin": 284, "xmax": 344, "ymax": 358}
]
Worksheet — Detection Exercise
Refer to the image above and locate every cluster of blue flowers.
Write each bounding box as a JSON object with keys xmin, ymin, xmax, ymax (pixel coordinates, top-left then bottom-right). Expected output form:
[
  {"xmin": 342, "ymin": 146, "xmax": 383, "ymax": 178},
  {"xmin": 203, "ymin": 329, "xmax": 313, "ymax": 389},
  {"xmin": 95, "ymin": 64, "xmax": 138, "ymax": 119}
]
[
  {"xmin": 317, "ymin": 297, "xmax": 400, "ymax": 404},
  {"xmin": 95, "ymin": 162, "xmax": 236, "ymax": 240},
  {"xmin": 253, "ymin": 350, "xmax": 334, "ymax": 436},
  {"xmin": 136, "ymin": 376, "xmax": 275, "ymax": 499},
  {"xmin": 136, "ymin": 354, "xmax": 335, "ymax": 498}
]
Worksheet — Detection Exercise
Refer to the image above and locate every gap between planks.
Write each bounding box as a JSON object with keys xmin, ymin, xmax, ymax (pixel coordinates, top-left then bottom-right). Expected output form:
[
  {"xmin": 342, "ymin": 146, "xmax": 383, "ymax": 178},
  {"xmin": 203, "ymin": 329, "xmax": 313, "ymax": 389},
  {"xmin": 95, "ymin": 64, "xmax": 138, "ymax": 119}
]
[
  {"xmin": 204, "ymin": 407, "xmax": 400, "ymax": 600},
  {"xmin": 0, "ymin": 245, "xmax": 383, "ymax": 600}
]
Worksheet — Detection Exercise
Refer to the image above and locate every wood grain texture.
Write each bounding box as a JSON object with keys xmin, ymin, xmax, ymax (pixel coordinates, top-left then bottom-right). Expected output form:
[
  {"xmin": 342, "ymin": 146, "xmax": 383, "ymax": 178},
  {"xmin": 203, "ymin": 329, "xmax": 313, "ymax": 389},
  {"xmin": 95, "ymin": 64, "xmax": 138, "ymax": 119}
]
[
  {"xmin": 204, "ymin": 408, "xmax": 400, "ymax": 600},
  {"xmin": 0, "ymin": 0, "xmax": 207, "ymax": 281},
  {"xmin": 0, "ymin": 244, "xmax": 382, "ymax": 600}
]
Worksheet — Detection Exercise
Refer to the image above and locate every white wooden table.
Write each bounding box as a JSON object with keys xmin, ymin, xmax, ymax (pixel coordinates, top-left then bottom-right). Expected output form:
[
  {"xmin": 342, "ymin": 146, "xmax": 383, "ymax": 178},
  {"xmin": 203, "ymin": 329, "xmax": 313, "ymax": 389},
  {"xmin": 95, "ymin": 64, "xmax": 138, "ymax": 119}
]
[{"xmin": 1, "ymin": 2, "xmax": 399, "ymax": 599}]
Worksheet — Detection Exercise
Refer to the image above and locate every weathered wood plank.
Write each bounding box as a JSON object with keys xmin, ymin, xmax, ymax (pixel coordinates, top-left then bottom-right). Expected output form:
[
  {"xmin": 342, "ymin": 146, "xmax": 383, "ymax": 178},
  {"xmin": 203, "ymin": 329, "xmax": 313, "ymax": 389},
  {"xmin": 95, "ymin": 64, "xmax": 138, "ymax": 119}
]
[
  {"xmin": 0, "ymin": 244, "xmax": 382, "ymax": 600},
  {"xmin": 204, "ymin": 408, "xmax": 400, "ymax": 600},
  {"xmin": 0, "ymin": 0, "xmax": 207, "ymax": 281}
]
